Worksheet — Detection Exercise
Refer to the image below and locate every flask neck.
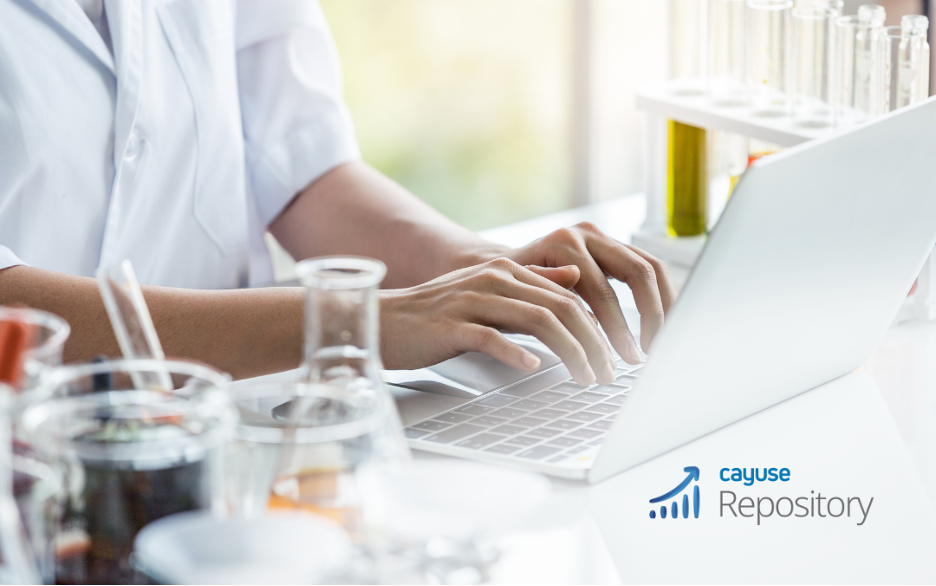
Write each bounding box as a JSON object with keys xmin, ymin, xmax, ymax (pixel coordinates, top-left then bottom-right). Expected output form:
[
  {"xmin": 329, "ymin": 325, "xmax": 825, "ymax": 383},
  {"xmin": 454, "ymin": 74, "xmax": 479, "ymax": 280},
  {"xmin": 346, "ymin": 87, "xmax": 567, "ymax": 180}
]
[{"xmin": 296, "ymin": 257, "xmax": 386, "ymax": 385}]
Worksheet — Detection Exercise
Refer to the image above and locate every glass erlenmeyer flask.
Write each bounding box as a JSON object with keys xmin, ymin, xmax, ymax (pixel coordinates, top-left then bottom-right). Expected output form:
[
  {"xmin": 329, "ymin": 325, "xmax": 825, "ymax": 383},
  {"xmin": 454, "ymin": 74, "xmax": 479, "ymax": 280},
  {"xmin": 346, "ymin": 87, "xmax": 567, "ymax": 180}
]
[{"xmin": 245, "ymin": 257, "xmax": 408, "ymax": 576}]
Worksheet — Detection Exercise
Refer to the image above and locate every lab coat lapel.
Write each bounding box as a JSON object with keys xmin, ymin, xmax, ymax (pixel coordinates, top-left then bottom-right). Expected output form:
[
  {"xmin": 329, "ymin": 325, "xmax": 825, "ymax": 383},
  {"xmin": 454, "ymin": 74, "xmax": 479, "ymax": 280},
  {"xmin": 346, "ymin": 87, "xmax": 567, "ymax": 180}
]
[
  {"xmin": 104, "ymin": 0, "xmax": 144, "ymax": 167},
  {"xmin": 24, "ymin": 0, "xmax": 115, "ymax": 74}
]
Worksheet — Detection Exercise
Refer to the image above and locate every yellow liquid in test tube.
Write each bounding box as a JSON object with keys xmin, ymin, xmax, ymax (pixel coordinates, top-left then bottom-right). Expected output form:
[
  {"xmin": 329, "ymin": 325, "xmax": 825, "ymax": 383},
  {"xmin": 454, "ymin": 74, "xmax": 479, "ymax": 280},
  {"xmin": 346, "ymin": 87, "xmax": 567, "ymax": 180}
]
[{"xmin": 667, "ymin": 120, "xmax": 708, "ymax": 236}]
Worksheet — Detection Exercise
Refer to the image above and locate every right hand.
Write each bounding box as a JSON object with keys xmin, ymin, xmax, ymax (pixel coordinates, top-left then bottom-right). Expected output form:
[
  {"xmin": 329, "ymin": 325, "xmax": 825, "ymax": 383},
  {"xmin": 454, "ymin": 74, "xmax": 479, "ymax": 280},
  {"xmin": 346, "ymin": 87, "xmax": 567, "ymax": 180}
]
[{"xmin": 379, "ymin": 258, "xmax": 619, "ymax": 386}]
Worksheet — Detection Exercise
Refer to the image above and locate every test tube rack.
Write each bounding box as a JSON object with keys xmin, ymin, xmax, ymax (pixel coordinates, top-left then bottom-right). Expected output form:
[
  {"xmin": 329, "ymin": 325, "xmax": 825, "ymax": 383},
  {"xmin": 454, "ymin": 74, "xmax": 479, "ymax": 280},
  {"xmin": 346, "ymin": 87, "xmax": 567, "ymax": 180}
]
[{"xmin": 634, "ymin": 79, "xmax": 936, "ymax": 323}]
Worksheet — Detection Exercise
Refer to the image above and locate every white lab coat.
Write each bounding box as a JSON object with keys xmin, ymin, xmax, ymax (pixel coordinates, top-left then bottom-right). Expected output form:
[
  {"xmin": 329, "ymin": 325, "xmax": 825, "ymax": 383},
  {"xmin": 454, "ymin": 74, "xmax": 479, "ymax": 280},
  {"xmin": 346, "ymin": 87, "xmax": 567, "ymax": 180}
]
[{"xmin": 0, "ymin": 0, "xmax": 360, "ymax": 288}]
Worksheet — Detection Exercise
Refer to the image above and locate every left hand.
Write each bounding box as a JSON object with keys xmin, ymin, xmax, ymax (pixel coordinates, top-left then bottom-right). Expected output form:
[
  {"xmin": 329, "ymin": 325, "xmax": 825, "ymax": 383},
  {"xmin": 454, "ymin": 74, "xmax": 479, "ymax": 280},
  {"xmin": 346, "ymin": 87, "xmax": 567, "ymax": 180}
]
[{"xmin": 495, "ymin": 222, "xmax": 678, "ymax": 364}]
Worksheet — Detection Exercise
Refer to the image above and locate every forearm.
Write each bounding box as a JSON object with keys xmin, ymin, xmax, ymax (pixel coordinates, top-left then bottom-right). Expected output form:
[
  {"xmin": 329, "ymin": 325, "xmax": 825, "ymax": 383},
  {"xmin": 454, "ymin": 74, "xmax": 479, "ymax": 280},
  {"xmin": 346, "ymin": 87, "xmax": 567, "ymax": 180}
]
[
  {"xmin": 269, "ymin": 161, "xmax": 507, "ymax": 288},
  {"xmin": 0, "ymin": 266, "xmax": 303, "ymax": 379}
]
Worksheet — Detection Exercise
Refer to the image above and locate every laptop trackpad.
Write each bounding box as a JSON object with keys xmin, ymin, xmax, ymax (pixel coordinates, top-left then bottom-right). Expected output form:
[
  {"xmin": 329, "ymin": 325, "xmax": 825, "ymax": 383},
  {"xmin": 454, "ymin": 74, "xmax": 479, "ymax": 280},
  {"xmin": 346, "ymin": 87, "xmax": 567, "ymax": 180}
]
[
  {"xmin": 428, "ymin": 344, "xmax": 561, "ymax": 392},
  {"xmin": 390, "ymin": 385, "xmax": 466, "ymax": 426}
]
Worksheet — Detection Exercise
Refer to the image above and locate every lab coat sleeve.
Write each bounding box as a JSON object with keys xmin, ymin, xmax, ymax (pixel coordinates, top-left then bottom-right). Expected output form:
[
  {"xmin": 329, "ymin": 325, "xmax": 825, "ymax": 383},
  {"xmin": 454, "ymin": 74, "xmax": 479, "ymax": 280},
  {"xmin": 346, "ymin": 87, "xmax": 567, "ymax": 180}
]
[
  {"xmin": 236, "ymin": 0, "xmax": 361, "ymax": 228},
  {"xmin": 0, "ymin": 245, "xmax": 26, "ymax": 271}
]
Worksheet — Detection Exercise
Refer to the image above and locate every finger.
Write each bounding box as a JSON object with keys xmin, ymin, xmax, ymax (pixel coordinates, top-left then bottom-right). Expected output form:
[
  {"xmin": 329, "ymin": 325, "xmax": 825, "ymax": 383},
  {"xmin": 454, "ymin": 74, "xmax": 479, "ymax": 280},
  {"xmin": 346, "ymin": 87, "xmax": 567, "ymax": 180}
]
[
  {"xmin": 624, "ymin": 245, "xmax": 678, "ymax": 313},
  {"xmin": 569, "ymin": 255, "xmax": 643, "ymax": 364},
  {"xmin": 524, "ymin": 265, "xmax": 580, "ymax": 290},
  {"xmin": 501, "ymin": 278, "xmax": 616, "ymax": 384},
  {"xmin": 583, "ymin": 236, "xmax": 666, "ymax": 354},
  {"xmin": 457, "ymin": 325, "xmax": 543, "ymax": 372},
  {"xmin": 470, "ymin": 296, "xmax": 596, "ymax": 385}
]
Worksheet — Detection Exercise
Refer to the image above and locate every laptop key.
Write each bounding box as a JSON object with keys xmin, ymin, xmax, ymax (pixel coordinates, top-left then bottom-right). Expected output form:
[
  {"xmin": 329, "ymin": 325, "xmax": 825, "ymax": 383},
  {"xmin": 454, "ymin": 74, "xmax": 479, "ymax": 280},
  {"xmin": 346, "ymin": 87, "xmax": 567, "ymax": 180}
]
[
  {"xmin": 405, "ymin": 428, "xmax": 430, "ymax": 439},
  {"xmin": 530, "ymin": 408, "xmax": 568, "ymax": 420},
  {"xmin": 547, "ymin": 455, "xmax": 569, "ymax": 463},
  {"xmin": 473, "ymin": 416, "xmax": 509, "ymax": 427},
  {"xmin": 566, "ymin": 445, "xmax": 590, "ymax": 455},
  {"xmin": 571, "ymin": 392, "xmax": 605, "ymax": 403},
  {"xmin": 546, "ymin": 437, "xmax": 583, "ymax": 448},
  {"xmin": 526, "ymin": 427, "xmax": 562, "ymax": 439},
  {"xmin": 516, "ymin": 446, "xmax": 563, "ymax": 460},
  {"xmin": 434, "ymin": 412, "xmax": 473, "ymax": 424},
  {"xmin": 475, "ymin": 394, "xmax": 518, "ymax": 408},
  {"xmin": 530, "ymin": 391, "xmax": 570, "ymax": 403},
  {"xmin": 544, "ymin": 419, "xmax": 584, "ymax": 431},
  {"xmin": 603, "ymin": 395, "xmax": 626, "ymax": 406},
  {"xmin": 490, "ymin": 424, "xmax": 527, "ymax": 436},
  {"xmin": 485, "ymin": 443, "xmax": 522, "ymax": 455},
  {"xmin": 552, "ymin": 381, "xmax": 591, "ymax": 393},
  {"xmin": 616, "ymin": 374, "xmax": 638, "ymax": 384},
  {"xmin": 566, "ymin": 411, "xmax": 603, "ymax": 423},
  {"xmin": 490, "ymin": 407, "xmax": 529, "ymax": 419},
  {"xmin": 454, "ymin": 433, "xmax": 503, "ymax": 450},
  {"xmin": 567, "ymin": 427, "xmax": 603, "ymax": 439},
  {"xmin": 588, "ymin": 419, "xmax": 614, "ymax": 431},
  {"xmin": 585, "ymin": 403, "xmax": 620, "ymax": 415},
  {"xmin": 504, "ymin": 435, "xmax": 542, "ymax": 446},
  {"xmin": 511, "ymin": 399, "xmax": 550, "ymax": 411},
  {"xmin": 423, "ymin": 424, "xmax": 486, "ymax": 444},
  {"xmin": 513, "ymin": 416, "xmax": 548, "ymax": 427},
  {"xmin": 413, "ymin": 420, "xmax": 450, "ymax": 432},
  {"xmin": 453, "ymin": 404, "xmax": 495, "ymax": 416},
  {"xmin": 552, "ymin": 400, "xmax": 588, "ymax": 412}
]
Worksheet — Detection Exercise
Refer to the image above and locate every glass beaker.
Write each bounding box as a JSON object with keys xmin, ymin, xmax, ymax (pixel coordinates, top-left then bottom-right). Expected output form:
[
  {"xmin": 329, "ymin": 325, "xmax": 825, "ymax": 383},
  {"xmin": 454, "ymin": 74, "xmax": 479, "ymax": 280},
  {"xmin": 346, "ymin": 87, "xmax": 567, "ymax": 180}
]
[
  {"xmin": 833, "ymin": 4, "xmax": 886, "ymax": 127},
  {"xmin": 12, "ymin": 453, "xmax": 62, "ymax": 584},
  {"xmin": 670, "ymin": 0, "xmax": 708, "ymax": 95},
  {"xmin": 747, "ymin": 0, "xmax": 794, "ymax": 117},
  {"xmin": 21, "ymin": 359, "xmax": 234, "ymax": 585},
  {"xmin": 709, "ymin": 0, "xmax": 748, "ymax": 105},
  {"xmin": 0, "ymin": 307, "xmax": 70, "ymax": 394},
  {"xmin": 875, "ymin": 16, "xmax": 931, "ymax": 115},
  {"xmin": 792, "ymin": 6, "xmax": 836, "ymax": 127}
]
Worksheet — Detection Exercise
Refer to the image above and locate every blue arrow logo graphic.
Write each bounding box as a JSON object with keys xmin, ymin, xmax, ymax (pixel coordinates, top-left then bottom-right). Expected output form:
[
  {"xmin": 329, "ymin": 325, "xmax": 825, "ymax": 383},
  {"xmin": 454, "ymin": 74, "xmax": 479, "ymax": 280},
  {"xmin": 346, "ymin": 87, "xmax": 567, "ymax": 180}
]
[{"xmin": 649, "ymin": 466, "xmax": 700, "ymax": 503}]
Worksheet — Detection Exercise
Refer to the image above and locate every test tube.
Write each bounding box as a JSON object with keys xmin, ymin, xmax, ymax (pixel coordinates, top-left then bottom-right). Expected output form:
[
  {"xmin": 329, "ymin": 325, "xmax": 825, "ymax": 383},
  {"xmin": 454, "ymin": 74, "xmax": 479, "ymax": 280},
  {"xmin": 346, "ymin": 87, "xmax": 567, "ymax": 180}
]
[
  {"xmin": 746, "ymin": 0, "xmax": 794, "ymax": 117},
  {"xmin": 875, "ymin": 17, "xmax": 930, "ymax": 115},
  {"xmin": 791, "ymin": 6, "xmax": 836, "ymax": 127},
  {"xmin": 709, "ymin": 0, "xmax": 747, "ymax": 105},
  {"xmin": 670, "ymin": 0, "xmax": 707, "ymax": 95},
  {"xmin": 813, "ymin": 0, "xmax": 844, "ymax": 17},
  {"xmin": 833, "ymin": 4, "xmax": 886, "ymax": 127}
]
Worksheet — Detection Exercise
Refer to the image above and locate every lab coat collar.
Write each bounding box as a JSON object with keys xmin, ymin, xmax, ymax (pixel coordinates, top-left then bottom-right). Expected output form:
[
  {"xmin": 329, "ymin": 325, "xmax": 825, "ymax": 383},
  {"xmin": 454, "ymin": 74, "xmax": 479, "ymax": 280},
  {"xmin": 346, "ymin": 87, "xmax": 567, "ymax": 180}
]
[{"xmin": 25, "ymin": 0, "xmax": 115, "ymax": 75}]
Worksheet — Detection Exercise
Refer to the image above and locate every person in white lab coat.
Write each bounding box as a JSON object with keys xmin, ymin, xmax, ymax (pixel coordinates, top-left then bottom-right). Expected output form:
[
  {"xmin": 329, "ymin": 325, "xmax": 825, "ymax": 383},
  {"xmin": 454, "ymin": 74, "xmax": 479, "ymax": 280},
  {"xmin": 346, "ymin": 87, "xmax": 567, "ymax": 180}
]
[{"xmin": 0, "ymin": 0, "xmax": 676, "ymax": 385}]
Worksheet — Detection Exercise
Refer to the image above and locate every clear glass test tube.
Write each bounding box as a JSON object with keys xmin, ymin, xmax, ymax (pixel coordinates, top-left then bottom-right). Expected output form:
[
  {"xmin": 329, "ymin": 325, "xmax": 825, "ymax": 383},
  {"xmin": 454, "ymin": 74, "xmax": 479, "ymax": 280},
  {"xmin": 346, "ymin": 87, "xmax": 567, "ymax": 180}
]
[
  {"xmin": 670, "ymin": 0, "xmax": 708, "ymax": 94},
  {"xmin": 813, "ymin": 0, "xmax": 843, "ymax": 17},
  {"xmin": 833, "ymin": 4, "xmax": 886, "ymax": 127},
  {"xmin": 876, "ymin": 16, "xmax": 931, "ymax": 115},
  {"xmin": 709, "ymin": 0, "xmax": 748, "ymax": 105},
  {"xmin": 746, "ymin": 0, "xmax": 794, "ymax": 117},
  {"xmin": 792, "ymin": 6, "xmax": 836, "ymax": 127}
]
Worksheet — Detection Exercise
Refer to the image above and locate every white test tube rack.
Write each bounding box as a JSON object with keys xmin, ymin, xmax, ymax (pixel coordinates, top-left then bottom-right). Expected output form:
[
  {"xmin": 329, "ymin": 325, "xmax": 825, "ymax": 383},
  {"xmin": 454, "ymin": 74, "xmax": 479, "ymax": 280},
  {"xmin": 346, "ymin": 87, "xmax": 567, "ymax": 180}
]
[{"xmin": 633, "ymin": 79, "xmax": 936, "ymax": 323}]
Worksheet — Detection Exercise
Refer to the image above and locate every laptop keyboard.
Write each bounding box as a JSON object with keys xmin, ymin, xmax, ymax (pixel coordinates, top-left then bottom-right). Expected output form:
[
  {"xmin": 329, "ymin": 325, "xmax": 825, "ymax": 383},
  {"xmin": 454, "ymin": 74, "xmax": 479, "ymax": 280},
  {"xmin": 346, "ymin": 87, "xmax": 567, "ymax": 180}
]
[{"xmin": 404, "ymin": 359, "xmax": 642, "ymax": 464}]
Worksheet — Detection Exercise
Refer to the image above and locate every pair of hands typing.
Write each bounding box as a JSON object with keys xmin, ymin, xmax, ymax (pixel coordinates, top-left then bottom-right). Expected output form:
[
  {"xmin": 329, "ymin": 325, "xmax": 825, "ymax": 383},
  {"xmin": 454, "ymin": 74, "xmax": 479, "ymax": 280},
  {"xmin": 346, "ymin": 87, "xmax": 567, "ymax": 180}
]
[{"xmin": 380, "ymin": 222, "xmax": 678, "ymax": 387}]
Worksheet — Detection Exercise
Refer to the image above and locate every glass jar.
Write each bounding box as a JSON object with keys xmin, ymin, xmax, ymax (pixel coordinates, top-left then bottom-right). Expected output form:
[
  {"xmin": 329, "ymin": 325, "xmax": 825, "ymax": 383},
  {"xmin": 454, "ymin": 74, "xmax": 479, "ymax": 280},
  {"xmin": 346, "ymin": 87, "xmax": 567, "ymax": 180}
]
[{"xmin": 21, "ymin": 359, "xmax": 234, "ymax": 585}]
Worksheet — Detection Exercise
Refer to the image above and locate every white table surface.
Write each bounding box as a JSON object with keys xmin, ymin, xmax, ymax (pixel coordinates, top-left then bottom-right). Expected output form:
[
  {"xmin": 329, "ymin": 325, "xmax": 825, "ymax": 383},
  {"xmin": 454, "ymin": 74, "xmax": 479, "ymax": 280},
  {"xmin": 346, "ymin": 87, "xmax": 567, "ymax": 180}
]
[{"xmin": 409, "ymin": 195, "xmax": 936, "ymax": 584}]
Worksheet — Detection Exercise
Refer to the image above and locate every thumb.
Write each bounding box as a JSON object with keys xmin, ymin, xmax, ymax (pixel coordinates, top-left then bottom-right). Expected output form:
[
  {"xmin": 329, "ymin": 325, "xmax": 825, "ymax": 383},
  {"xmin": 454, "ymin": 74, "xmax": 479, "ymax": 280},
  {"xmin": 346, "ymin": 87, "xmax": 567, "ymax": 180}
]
[{"xmin": 525, "ymin": 265, "xmax": 580, "ymax": 290}]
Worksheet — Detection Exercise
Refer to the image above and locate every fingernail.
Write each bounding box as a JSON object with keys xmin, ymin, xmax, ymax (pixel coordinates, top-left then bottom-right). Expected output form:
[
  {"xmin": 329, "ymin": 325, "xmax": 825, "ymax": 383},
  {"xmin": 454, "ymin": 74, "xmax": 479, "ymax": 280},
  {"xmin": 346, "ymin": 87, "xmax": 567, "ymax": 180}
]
[
  {"xmin": 522, "ymin": 352, "xmax": 541, "ymax": 371},
  {"xmin": 582, "ymin": 365, "xmax": 597, "ymax": 385},
  {"xmin": 600, "ymin": 361, "xmax": 616, "ymax": 384}
]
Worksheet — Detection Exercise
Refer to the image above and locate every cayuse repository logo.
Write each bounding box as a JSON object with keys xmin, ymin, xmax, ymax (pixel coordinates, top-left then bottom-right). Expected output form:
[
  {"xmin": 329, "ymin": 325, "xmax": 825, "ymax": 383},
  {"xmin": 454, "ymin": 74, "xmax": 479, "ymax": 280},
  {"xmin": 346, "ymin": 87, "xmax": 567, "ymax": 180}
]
[{"xmin": 649, "ymin": 466, "xmax": 700, "ymax": 519}]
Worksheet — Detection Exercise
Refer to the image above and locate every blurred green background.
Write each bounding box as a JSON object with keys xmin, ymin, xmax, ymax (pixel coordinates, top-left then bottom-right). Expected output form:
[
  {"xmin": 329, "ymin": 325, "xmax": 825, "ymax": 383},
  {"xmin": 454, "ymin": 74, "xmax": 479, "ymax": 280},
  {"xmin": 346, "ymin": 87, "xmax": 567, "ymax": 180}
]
[{"xmin": 319, "ymin": 0, "xmax": 572, "ymax": 230}]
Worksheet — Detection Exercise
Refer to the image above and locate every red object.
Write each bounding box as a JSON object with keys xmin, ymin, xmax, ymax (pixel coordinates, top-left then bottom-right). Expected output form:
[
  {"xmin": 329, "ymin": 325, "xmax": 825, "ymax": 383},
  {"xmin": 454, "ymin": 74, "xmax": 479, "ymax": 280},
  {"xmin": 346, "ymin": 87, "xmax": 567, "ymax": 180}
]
[{"xmin": 0, "ymin": 319, "xmax": 36, "ymax": 389}]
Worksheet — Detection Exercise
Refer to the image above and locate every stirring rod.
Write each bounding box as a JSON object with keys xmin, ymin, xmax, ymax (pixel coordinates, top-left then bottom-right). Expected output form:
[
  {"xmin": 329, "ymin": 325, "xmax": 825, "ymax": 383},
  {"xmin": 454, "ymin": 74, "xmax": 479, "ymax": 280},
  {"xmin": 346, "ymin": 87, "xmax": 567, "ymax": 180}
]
[{"xmin": 96, "ymin": 260, "xmax": 173, "ymax": 391}]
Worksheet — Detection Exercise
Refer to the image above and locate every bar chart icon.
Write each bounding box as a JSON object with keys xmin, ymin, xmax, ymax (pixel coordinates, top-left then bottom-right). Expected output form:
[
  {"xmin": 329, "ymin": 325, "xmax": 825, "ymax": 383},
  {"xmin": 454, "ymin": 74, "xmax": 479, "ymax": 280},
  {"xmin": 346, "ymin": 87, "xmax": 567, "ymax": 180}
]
[{"xmin": 649, "ymin": 466, "xmax": 700, "ymax": 519}]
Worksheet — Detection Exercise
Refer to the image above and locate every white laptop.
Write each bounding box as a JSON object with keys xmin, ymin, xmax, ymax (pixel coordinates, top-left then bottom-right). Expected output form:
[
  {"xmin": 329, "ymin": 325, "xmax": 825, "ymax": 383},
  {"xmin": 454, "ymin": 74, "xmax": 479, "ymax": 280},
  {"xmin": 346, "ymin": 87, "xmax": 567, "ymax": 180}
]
[{"xmin": 389, "ymin": 95, "xmax": 936, "ymax": 483}]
